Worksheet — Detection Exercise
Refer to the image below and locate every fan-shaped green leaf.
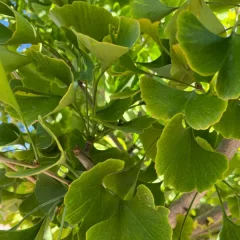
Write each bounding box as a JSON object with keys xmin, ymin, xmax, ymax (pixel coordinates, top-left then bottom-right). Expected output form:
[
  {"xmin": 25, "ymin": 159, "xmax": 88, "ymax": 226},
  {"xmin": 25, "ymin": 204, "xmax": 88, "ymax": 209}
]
[
  {"xmin": 103, "ymin": 160, "xmax": 142, "ymax": 199},
  {"xmin": 0, "ymin": 47, "xmax": 32, "ymax": 72},
  {"xmin": 177, "ymin": 11, "xmax": 229, "ymax": 76},
  {"xmin": 215, "ymin": 100, "xmax": 240, "ymax": 139},
  {"xmin": 0, "ymin": 1, "xmax": 38, "ymax": 44},
  {"xmin": 216, "ymin": 34, "xmax": 240, "ymax": 100},
  {"xmin": 50, "ymin": 1, "xmax": 118, "ymax": 41},
  {"xmin": 140, "ymin": 77, "xmax": 227, "ymax": 129},
  {"xmin": 86, "ymin": 185, "xmax": 172, "ymax": 240},
  {"xmin": 96, "ymin": 98, "xmax": 132, "ymax": 122},
  {"xmin": 0, "ymin": 123, "xmax": 20, "ymax": 146},
  {"xmin": 64, "ymin": 160, "xmax": 124, "ymax": 238},
  {"xmin": 74, "ymin": 31, "xmax": 129, "ymax": 70},
  {"xmin": 115, "ymin": 17, "xmax": 140, "ymax": 48},
  {"xmin": 156, "ymin": 114, "xmax": 228, "ymax": 192},
  {"xmin": 131, "ymin": 0, "xmax": 177, "ymax": 22}
]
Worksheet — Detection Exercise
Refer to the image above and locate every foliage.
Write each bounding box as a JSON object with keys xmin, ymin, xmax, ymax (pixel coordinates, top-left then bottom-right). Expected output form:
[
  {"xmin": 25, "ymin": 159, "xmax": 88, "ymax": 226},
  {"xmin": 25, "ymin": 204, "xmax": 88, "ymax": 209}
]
[{"xmin": 0, "ymin": 0, "xmax": 240, "ymax": 239}]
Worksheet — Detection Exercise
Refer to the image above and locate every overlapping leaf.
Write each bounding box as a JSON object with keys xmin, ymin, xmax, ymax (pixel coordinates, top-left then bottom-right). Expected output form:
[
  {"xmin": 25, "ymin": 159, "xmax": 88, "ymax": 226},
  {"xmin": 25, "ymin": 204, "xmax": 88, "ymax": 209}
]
[
  {"xmin": 0, "ymin": 47, "xmax": 32, "ymax": 72},
  {"xmin": 131, "ymin": 0, "xmax": 177, "ymax": 22},
  {"xmin": 103, "ymin": 160, "xmax": 142, "ymax": 199},
  {"xmin": 0, "ymin": 123, "xmax": 20, "ymax": 146},
  {"xmin": 215, "ymin": 100, "xmax": 240, "ymax": 139},
  {"xmin": 0, "ymin": 1, "xmax": 39, "ymax": 44},
  {"xmin": 64, "ymin": 160, "xmax": 124, "ymax": 238},
  {"xmin": 156, "ymin": 114, "xmax": 228, "ymax": 192},
  {"xmin": 177, "ymin": 11, "xmax": 240, "ymax": 99},
  {"xmin": 96, "ymin": 97, "xmax": 132, "ymax": 122},
  {"xmin": 50, "ymin": 1, "xmax": 118, "ymax": 41},
  {"xmin": 140, "ymin": 76, "xmax": 227, "ymax": 129},
  {"xmin": 115, "ymin": 17, "xmax": 140, "ymax": 48},
  {"xmin": 86, "ymin": 185, "xmax": 172, "ymax": 240},
  {"xmin": 74, "ymin": 31, "xmax": 129, "ymax": 70},
  {"xmin": 177, "ymin": 11, "xmax": 229, "ymax": 76}
]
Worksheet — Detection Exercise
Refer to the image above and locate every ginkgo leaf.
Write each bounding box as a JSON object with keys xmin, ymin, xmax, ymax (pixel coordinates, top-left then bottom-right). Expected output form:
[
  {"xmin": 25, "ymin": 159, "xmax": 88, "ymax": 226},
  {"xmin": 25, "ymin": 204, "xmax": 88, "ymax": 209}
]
[
  {"xmin": 86, "ymin": 185, "xmax": 172, "ymax": 240},
  {"xmin": 215, "ymin": 100, "xmax": 240, "ymax": 139},
  {"xmin": 103, "ymin": 160, "xmax": 143, "ymax": 199},
  {"xmin": 156, "ymin": 114, "xmax": 228, "ymax": 192},
  {"xmin": 0, "ymin": 1, "xmax": 38, "ymax": 44},
  {"xmin": 50, "ymin": 1, "xmax": 118, "ymax": 41},
  {"xmin": 64, "ymin": 160, "xmax": 124, "ymax": 238},
  {"xmin": 116, "ymin": 17, "xmax": 140, "ymax": 48},
  {"xmin": 219, "ymin": 216, "xmax": 240, "ymax": 240},
  {"xmin": 96, "ymin": 98, "xmax": 132, "ymax": 122},
  {"xmin": 28, "ymin": 49, "xmax": 74, "ymax": 86},
  {"xmin": 0, "ymin": 47, "xmax": 32, "ymax": 72},
  {"xmin": 216, "ymin": 33, "xmax": 240, "ymax": 100},
  {"xmin": 0, "ymin": 123, "xmax": 20, "ymax": 146},
  {"xmin": 0, "ymin": 62, "xmax": 21, "ymax": 114},
  {"xmin": 74, "ymin": 31, "xmax": 129, "ymax": 70},
  {"xmin": 140, "ymin": 77, "xmax": 227, "ymax": 130},
  {"xmin": 131, "ymin": 0, "xmax": 177, "ymax": 22},
  {"xmin": 165, "ymin": 0, "xmax": 225, "ymax": 45},
  {"xmin": 177, "ymin": 11, "xmax": 229, "ymax": 76}
]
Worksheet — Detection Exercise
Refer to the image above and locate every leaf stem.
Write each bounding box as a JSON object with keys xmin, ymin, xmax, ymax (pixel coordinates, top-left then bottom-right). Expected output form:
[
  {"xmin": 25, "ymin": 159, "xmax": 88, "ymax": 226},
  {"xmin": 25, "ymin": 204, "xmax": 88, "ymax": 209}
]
[
  {"xmin": 58, "ymin": 206, "xmax": 67, "ymax": 240},
  {"xmin": 205, "ymin": 1, "xmax": 240, "ymax": 7},
  {"xmin": 215, "ymin": 184, "xmax": 227, "ymax": 216},
  {"xmin": 178, "ymin": 192, "xmax": 198, "ymax": 240},
  {"xmin": 22, "ymin": 119, "xmax": 39, "ymax": 161},
  {"xmin": 93, "ymin": 71, "xmax": 105, "ymax": 114},
  {"xmin": 12, "ymin": 195, "xmax": 64, "ymax": 230}
]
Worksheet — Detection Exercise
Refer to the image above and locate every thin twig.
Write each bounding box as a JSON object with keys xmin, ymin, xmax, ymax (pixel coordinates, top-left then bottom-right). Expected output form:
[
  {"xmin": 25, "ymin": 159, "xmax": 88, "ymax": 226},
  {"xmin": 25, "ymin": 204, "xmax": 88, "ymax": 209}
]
[
  {"xmin": 4, "ymin": 162, "xmax": 36, "ymax": 184},
  {"xmin": 108, "ymin": 133, "xmax": 124, "ymax": 151},
  {"xmin": 0, "ymin": 155, "xmax": 69, "ymax": 186}
]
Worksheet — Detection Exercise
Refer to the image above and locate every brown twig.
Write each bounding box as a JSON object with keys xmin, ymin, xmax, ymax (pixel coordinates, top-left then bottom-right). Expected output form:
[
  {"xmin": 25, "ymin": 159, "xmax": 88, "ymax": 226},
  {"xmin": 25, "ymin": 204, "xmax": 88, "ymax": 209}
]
[
  {"xmin": 0, "ymin": 155, "xmax": 69, "ymax": 186},
  {"xmin": 73, "ymin": 146, "xmax": 94, "ymax": 170},
  {"xmin": 4, "ymin": 162, "xmax": 36, "ymax": 184}
]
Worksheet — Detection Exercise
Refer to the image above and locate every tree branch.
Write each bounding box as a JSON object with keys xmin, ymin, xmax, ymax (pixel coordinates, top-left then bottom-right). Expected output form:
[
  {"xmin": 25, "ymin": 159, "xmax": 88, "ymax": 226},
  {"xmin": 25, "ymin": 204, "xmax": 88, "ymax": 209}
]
[
  {"xmin": 168, "ymin": 139, "xmax": 240, "ymax": 227},
  {"xmin": 73, "ymin": 146, "xmax": 94, "ymax": 170},
  {"xmin": 0, "ymin": 155, "xmax": 69, "ymax": 186}
]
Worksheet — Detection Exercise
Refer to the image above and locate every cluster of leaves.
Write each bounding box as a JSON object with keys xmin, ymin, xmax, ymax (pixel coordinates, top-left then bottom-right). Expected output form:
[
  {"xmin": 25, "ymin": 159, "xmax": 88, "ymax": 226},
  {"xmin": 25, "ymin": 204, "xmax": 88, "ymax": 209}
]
[{"xmin": 1, "ymin": 0, "xmax": 240, "ymax": 239}]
